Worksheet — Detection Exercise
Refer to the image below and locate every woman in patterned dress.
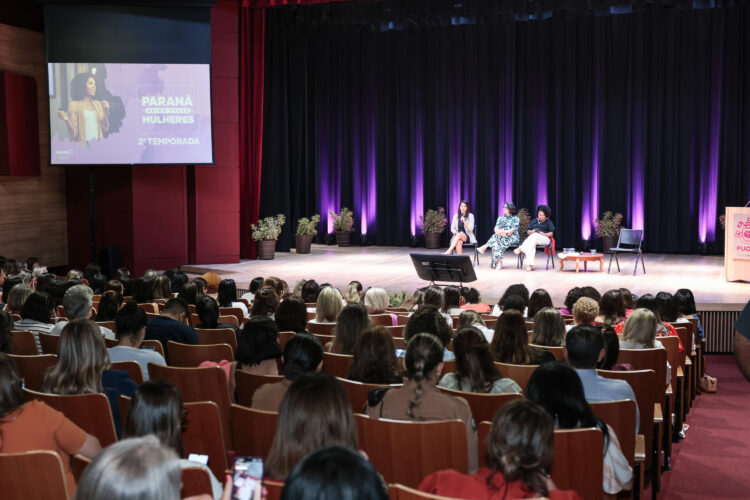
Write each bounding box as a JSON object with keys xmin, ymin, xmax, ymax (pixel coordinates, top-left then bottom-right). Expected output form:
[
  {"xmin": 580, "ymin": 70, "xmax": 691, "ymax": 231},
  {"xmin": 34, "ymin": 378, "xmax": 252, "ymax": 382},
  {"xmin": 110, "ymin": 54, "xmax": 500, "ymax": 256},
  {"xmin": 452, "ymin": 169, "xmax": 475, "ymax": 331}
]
[{"xmin": 478, "ymin": 202, "xmax": 519, "ymax": 269}]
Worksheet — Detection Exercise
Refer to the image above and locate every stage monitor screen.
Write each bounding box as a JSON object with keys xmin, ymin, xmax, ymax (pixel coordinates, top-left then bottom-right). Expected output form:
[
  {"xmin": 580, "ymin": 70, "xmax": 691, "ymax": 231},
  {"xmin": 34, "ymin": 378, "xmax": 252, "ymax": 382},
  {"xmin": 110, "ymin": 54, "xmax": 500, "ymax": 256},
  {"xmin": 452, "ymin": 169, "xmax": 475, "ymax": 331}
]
[{"xmin": 48, "ymin": 63, "xmax": 213, "ymax": 165}]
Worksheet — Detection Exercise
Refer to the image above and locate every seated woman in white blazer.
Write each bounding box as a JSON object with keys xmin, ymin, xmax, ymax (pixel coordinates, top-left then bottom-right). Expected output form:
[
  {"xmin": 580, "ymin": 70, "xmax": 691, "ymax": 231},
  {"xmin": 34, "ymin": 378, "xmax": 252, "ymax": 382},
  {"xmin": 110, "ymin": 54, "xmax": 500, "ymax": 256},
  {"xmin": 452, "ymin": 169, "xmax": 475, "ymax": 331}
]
[{"xmin": 444, "ymin": 200, "xmax": 476, "ymax": 255}]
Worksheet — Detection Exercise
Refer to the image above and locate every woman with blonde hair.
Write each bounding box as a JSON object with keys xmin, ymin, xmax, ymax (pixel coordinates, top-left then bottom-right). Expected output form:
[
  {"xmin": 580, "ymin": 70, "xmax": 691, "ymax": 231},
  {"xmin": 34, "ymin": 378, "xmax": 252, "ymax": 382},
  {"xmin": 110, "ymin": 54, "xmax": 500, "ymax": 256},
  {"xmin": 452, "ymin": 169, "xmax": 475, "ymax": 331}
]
[
  {"xmin": 152, "ymin": 274, "xmax": 172, "ymax": 301},
  {"xmin": 619, "ymin": 308, "xmax": 670, "ymax": 384},
  {"xmin": 363, "ymin": 287, "xmax": 398, "ymax": 325},
  {"xmin": 312, "ymin": 286, "xmax": 344, "ymax": 323},
  {"xmin": 43, "ymin": 319, "xmax": 137, "ymax": 436},
  {"xmin": 343, "ymin": 280, "xmax": 363, "ymax": 304}
]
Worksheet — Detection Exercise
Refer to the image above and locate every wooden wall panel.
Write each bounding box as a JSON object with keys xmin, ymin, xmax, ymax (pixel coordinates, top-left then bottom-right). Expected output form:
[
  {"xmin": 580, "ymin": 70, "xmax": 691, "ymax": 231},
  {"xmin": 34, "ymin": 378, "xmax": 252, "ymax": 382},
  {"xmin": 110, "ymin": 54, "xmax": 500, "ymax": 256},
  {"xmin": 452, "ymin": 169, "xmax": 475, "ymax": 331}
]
[{"xmin": 0, "ymin": 23, "xmax": 67, "ymax": 266}]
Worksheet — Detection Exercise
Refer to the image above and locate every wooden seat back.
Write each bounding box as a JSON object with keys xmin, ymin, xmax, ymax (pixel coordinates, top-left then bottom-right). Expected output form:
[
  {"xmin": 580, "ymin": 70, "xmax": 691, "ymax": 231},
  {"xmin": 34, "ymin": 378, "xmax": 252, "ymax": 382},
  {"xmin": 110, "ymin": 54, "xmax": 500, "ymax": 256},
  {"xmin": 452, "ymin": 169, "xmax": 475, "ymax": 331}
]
[
  {"xmin": 195, "ymin": 328, "xmax": 238, "ymax": 353},
  {"xmin": 336, "ymin": 377, "xmax": 403, "ymax": 413},
  {"xmin": 9, "ymin": 354, "xmax": 57, "ymax": 391},
  {"xmin": 323, "ymin": 352, "xmax": 354, "ymax": 378},
  {"xmin": 529, "ymin": 344, "xmax": 564, "ymax": 360},
  {"xmin": 437, "ymin": 387, "xmax": 521, "ymax": 424},
  {"xmin": 137, "ymin": 303, "xmax": 158, "ymax": 314},
  {"xmin": 167, "ymin": 341, "xmax": 233, "ymax": 367},
  {"xmin": 264, "ymin": 479, "xmax": 285, "ymax": 500},
  {"xmin": 278, "ymin": 331, "xmax": 295, "ymax": 349},
  {"xmin": 141, "ymin": 339, "xmax": 165, "ymax": 357},
  {"xmin": 0, "ymin": 450, "xmax": 70, "ymax": 500},
  {"xmin": 552, "ymin": 428, "xmax": 604, "ymax": 500},
  {"xmin": 218, "ymin": 314, "xmax": 240, "ymax": 327},
  {"xmin": 660, "ymin": 335, "xmax": 680, "ymax": 391},
  {"xmin": 371, "ymin": 314, "xmax": 394, "ymax": 326},
  {"xmin": 110, "ymin": 360, "xmax": 145, "ymax": 385},
  {"xmin": 95, "ymin": 321, "xmax": 116, "ymax": 332},
  {"xmin": 190, "ymin": 313, "xmax": 201, "ymax": 327},
  {"xmin": 148, "ymin": 364, "xmax": 232, "ymax": 449},
  {"xmin": 10, "ymin": 330, "xmax": 38, "ymax": 355},
  {"xmin": 39, "ymin": 332, "xmax": 60, "ymax": 355},
  {"xmin": 220, "ymin": 307, "xmax": 245, "ymax": 326},
  {"xmin": 397, "ymin": 315, "xmax": 410, "ymax": 326},
  {"xmin": 311, "ymin": 333, "xmax": 335, "ymax": 346},
  {"xmin": 182, "ymin": 401, "xmax": 229, "ymax": 480},
  {"xmin": 181, "ymin": 467, "xmax": 214, "ymax": 498},
  {"xmin": 24, "ymin": 388, "xmax": 117, "ymax": 447},
  {"xmin": 590, "ymin": 399, "xmax": 637, "ymax": 468},
  {"xmin": 104, "ymin": 337, "xmax": 118, "ymax": 348},
  {"xmin": 385, "ymin": 325, "xmax": 405, "ymax": 337},
  {"xmin": 230, "ymin": 404, "xmax": 278, "ymax": 458},
  {"xmin": 616, "ymin": 348, "xmax": 667, "ymax": 391},
  {"xmin": 234, "ymin": 370, "xmax": 284, "ymax": 407},
  {"xmin": 494, "ymin": 362, "xmax": 539, "ymax": 391},
  {"xmin": 307, "ymin": 321, "xmax": 336, "ymax": 335},
  {"xmin": 355, "ymin": 414, "xmax": 468, "ymax": 488}
]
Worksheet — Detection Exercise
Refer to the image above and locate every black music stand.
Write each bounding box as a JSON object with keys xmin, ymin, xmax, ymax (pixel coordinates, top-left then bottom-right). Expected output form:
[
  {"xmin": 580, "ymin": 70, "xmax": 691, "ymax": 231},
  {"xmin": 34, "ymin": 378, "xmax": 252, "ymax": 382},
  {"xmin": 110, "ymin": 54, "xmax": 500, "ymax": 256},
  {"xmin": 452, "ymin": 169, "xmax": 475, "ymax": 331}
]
[{"xmin": 410, "ymin": 253, "xmax": 477, "ymax": 287}]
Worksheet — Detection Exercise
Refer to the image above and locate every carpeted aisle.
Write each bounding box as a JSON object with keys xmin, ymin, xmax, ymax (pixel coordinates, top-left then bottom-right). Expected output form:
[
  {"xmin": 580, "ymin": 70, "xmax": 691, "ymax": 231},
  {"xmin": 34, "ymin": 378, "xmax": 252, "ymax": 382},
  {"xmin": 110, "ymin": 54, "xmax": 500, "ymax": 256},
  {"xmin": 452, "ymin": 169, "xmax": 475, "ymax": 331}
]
[{"xmin": 657, "ymin": 355, "xmax": 750, "ymax": 499}]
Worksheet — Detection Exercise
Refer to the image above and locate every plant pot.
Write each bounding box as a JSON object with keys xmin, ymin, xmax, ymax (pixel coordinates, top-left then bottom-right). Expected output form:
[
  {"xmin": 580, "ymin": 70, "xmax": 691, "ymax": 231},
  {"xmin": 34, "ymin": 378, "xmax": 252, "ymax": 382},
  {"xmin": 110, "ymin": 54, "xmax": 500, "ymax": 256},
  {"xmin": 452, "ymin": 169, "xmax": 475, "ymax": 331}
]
[
  {"xmin": 295, "ymin": 234, "xmax": 313, "ymax": 254},
  {"xmin": 601, "ymin": 235, "xmax": 617, "ymax": 254},
  {"xmin": 335, "ymin": 230, "xmax": 352, "ymax": 247},
  {"xmin": 424, "ymin": 232, "xmax": 442, "ymax": 249},
  {"xmin": 256, "ymin": 240, "xmax": 277, "ymax": 260}
]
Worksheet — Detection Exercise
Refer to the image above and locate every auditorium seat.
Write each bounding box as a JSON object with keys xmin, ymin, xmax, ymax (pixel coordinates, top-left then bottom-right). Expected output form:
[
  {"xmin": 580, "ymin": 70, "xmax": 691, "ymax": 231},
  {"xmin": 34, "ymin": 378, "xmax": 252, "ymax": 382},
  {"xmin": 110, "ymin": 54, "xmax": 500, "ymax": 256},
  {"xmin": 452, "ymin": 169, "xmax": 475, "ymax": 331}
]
[
  {"xmin": 9, "ymin": 331, "xmax": 38, "ymax": 355},
  {"xmin": 148, "ymin": 364, "xmax": 232, "ymax": 449},
  {"xmin": 182, "ymin": 401, "xmax": 230, "ymax": 480},
  {"xmin": 9, "ymin": 354, "xmax": 56, "ymax": 391},
  {"xmin": 39, "ymin": 332, "xmax": 60, "ymax": 355},
  {"xmin": 371, "ymin": 314, "xmax": 394, "ymax": 326},
  {"xmin": 110, "ymin": 360, "xmax": 145, "ymax": 385},
  {"xmin": 336, "ymin": 377, "xmax": 403, "ymax": 414},
  {"xmin": 218, "ymin": 314, "xmax": 240, "ymax": 327},
  {"xmin": 0, "ymin": 450, "xmax": 70, "ymax": 500},
  {"xmin": 219, "ymin": 307, "xmax": 245, "ymax": 326},
  {"xmin": 24, "ymin": 388, "xmax": 117, "ymax": 447},
  {"xmin": 494, "ymin": 362, "xmax": 538, "ymax": 391},
  {"xmin": 234, "ymin": 371, "xmax": 283, "ymax": 407},
  {"xmin": 385, "ymin": 325, "xmax": 405, "ymax": 337},
  {"xmin": 323, "ymin": 352, "xmax": 354, "ymax": 378},
  {"xmin": 264, "ymin": 479, "xmax": 285, "ymax": 500},
  {"xmin": 195, "ymin": 328, "xmax": 238, "ymax": 353},
  {"xmin": 95, "ymin": 321, "xmax": 116, "ymax": 332},
  {"xmin": 437, "ymin": 387, "xmax": 521, "ymax": 424},
  {"xmin": 307, "ymin": 322, "xmax": 336, "ymax": 335},
  {"xmin": 529, "ymin": 344, "xmax": 564, "ymax": 360},
  {"xmin": 166, "ymin": 341, "xmax": 233, "ymax": 367},
  {"xmin": 181, "ymin": 467, "xmax": 214, "ymax": 498},
  {"xmin": 355, "ymin": 414, "xmax": 467, "ymax": 488},
  {"xmin": 230, "ymin": 404, "xmax": 278, "ymax": 459},
  {"xmin": 72, "ymin": 454, "xmax": 91, "ymax": 482},
  {"xmin": 104, "ymin": 337, "xmax": 118, "ymax": 348},
  {"xmin": 278, "ymin": 331, "xmax": 295, "ymax": 349},
  {"xmin": 141, "ymin": 339, "xmax": 165, "ymax": 357}
]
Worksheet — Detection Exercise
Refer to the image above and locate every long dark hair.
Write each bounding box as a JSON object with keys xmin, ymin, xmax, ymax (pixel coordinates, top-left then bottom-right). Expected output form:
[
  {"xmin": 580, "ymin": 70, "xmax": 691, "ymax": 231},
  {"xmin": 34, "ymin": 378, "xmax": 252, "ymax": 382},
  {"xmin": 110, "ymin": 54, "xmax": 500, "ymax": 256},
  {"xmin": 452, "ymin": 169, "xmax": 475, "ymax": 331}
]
[
  {"xmin": 530, "ymin": 308, "xmax": 566, "ymax": 347},
  {"xmin": 453, "ymin": 327, "xmax": 502, "ymax": 393},
  {"xmin": 265, "ymin": 373, "xmax": 357, "ymax": 480},
  {"xmin": 655, "ymin": 292, "xmax": 679, "ymax": 322},
  {"xmin": 217, "ymin": 279, "xmax": 238, "ymax": 308},
  {"xmin": 498, "ymin": 284, "xmax": 530, "ymax": 308},
  {"xmin": 124, "ymin": 380, "xmax": 185, "ymax": 456},
  {"xmin": 457, "ymin": 199, "xmax": 470, "ymax": 216},
  {"xmin": 485, "ymin": 399, "xmax": 554, "ymax": 498},
  {"xmin": 598, "ymin": 290, "xmax": 626, "ymax": 326},
  {"xmin": 527, "ymin": 289, "xmax": 553, "ymax": 320},
  {"xmin": 348, "ymin": 326, "xmax": 400, "ymax": 385},
  {"xmin": 404, "ymin": 333, "xmax": 444, "ymax": 419},
  {"xmin": 491, "ymin": 310, "xmax": 532, "ymax": 364},
  {"xmin": 674, "ymin": 289, "xmax": 697, "ymax": 315},
  {"xmin": 95, "ymin": 290, "xmax": 122, "ymax": 322},
  {"xmin": 332, "ymin": 303, "xmax": 370, "ymax": 355},
  {"xmin": 275, "ymin": 297, "xmax": 308, "ymax": 333},
  {"xmin": 526, "ymin": 362, "xmax": 609, "ymax": 450}
]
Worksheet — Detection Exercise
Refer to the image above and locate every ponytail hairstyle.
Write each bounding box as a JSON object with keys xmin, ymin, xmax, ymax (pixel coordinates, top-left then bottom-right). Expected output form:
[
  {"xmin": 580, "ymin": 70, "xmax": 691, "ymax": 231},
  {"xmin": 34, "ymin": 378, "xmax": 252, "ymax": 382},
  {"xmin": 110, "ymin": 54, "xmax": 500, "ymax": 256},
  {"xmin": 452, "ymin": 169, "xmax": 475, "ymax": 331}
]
[
  {"xmin": 485, "ymin": 399, "xmax": 554, "ymax": 498},
  {"xmin": 404, "ymin": 333, "xmax": 444, "ymax": 419},
  {"xmin": 453, "ymin": 327, "xmax": 501, "ymax": 393}
]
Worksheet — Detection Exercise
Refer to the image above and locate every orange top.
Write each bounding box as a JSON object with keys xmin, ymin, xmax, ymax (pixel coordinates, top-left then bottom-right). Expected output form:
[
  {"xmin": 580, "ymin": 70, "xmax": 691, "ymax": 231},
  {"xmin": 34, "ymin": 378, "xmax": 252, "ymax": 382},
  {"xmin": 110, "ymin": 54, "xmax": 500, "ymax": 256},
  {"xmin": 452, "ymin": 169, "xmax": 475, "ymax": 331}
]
[{"xmin": 0, "ymin": 400, "xmax": 87, "ymax": 496}]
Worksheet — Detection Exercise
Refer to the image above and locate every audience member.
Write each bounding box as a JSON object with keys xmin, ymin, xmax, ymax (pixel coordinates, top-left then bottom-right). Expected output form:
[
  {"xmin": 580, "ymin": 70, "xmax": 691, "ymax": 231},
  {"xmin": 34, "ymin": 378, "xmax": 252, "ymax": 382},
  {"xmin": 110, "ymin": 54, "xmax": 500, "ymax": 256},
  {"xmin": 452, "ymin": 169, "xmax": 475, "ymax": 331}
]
[
  {"xmin": 228, "ymin": 318, "xmax": 282, "ymax": 392},
  {"xmin": 166, "ymin": 270, "xmax": 188, "ymax": 294},
  {"xmin": 95, "ymin": 290, "xmax": 122, "ymax": 322},
  {"xmin": 134, "ymin": 277, "xmax": 155, "ymax": 304},
  {"xmin": 439, "ymin": 327, "xmax": 521, "ymax": 394},
  {"xmin": 275, "ymin": 296, "xmax": 308, "ymax": 333},
  {"xmin": 108, "ymin": 302, "xmax": 165, "ymax": 380},
  {"xmin": 196, "ymin": 295, "xmax": 240, "ymax": 334},
  {"xmin": 4, "ymin": 282, "xmax": 32, "ymax": 314},
  {"xmin": 301, "ymin": 279, "xmax": 321, "ymax": 304},
  {"xmin": 597, "ymin": 325, "xmax": 631, "ymax": 371},
  {"xmin": 419, "ymin": 399, "xmax": 581, "ymax": 499},
  {"xmin": 580, "ymin": 286, "xmax": 602, "ymax": 303},
  {"xmin": 240, "ymin": 276, "xmax": 265, "ymax": 303},
  {"xmin": 526, "ymin": 362, "xmax": 633, "ymax": 495},
  {"xmin": 530, "ymin": 307, "xmax": 566, "ymax": 347},
  {"xmin": 559, "ymin": 287, "xmax": 584, "ymax": 315},
  {"xmin": 422, "ymin": 286, "xmax": 453, "ymax": 325},
  {"xmin": 457, "ymin": 310, "xmax": 494, "ymax": 342},
  {"xmin": 596, "ymin": 290, "xmax": 626, "ymax": 326},
  {"xmin": 443, "ymin": 286, "xmax": 463, "ymax": 315},
  {"xmin": 493, "ymin": 283, "xmax": 530, "ymax": 316},
  {"xmin": 252, "ymin": 333, "xmax": 323, "ymax": 412},
  {"xmin": 15, "ymin": 291, "xmax": 55, "ymax": 353},
  {"xmin": 527, "ymin": 288, "xmax": 553, "ymax": 320},
  {"xmin": 74, "ymin": 436, "xmax": 182, "ymax": 500},
  {"xmin": 459, "ymin": 287, "xmax": 492, "ymax": 313},
  {"xmin": 144, "ymin": 298, "xmax": 198, "ymax": 363},
  {"xmin": 217, "ymin": 278, "xmax": 248, "ymax": 318},
  {"xmin": 348, "ymin": 326, "xmax": 402, "ymax": 387},
  {"xmin": 365, "ymin": 333, "xmax": 477, "ymax": 472},
  {"xmin": 571, "ymin": 297, "xmax": 599, "ymax": 328},
  {"xmin": 0, "ymin": 353, "xmax": 101, "ymax": 496},
  {"xmin": 363, "ymin": 287, "xmax": 397, "ymax": 325},
  {"xmin": 328, "ymin": 303, "xmax": 370, "ymax": 354},
  {"xmin": 192, "ymin": 277, "xmax": 209, "ymax": 297},
  {"xmin": 565, "ymin": 325, "xmax": 639, "ymax": 432},
  {"xmin": 84, "ymin": 263, "xmax": 106, "ymax": 295},
  {"xmin": 343, "ymin": 280, "xmax": 363, "ymax": 304},
  {"xmin": 674, "ymin": 288, "xmax": 704, "ymax": 341},
  {"xmin": 0, "ymin": 310, "xmax": 12, "ymax": 353},
  {"xmin": 202, "ymin": 272, "xmax": 221, "ymax": 294},
  {"xmin": 281, "ymin": 446, "xmax": 387, "ymax": 500},
  {"xmin": 250, "ymin": 288, "xmax": 279, "ymax": 319},
  {"xmin": 152, "ymin": 274, "xmax": 173, "ymax": 302},
  {"xmin": 263, "ymin": 277, "xmax": 286, "ymax": 300},
  {"xmin": 501, "ymin": 294, "xmax": 527, "ymax": 314},
  {"xmin": 491, "ymin": 310, "xmax": 554, "ymax": 365},
  {"xmin": 404, "ymin": 307, "xmax": 454, "ymax": 361},
  {"xmin": 312, "ymin": 286, "xmax": 344, "ymax": 323},
  {"xmin": 619, "ymin": 308, "xmax": 671, "ymax": 384},
  {"xmin": 620, "ymin": 288, "xmax": 636, "ymax": 316},
  {"xmin": 123, "ymin": 381, "xmax": 222, "ymax": 499},
  {"xmin": 43, "ymin": 319, "xmax": 138, "ymax": 436},
  {"xmin": 51, "ymin": 284, "xmax": 115, "ymax": 339}
]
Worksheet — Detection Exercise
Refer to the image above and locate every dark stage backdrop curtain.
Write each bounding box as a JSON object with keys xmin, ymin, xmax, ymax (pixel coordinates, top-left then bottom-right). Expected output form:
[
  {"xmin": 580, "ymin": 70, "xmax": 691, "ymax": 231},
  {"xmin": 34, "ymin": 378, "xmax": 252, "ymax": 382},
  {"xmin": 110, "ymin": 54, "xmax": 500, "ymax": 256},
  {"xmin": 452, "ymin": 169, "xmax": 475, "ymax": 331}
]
[{"xmin": 259, "ymin": 2, "xmax": 750, "ymax": 253}]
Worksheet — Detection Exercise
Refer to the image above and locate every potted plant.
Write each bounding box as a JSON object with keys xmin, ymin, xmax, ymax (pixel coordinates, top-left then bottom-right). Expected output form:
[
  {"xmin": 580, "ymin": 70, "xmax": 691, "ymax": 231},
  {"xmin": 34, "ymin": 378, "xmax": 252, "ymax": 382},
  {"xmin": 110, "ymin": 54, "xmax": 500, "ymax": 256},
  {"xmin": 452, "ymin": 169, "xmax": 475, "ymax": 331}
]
[
  {"xmin": 295, "ymin": 214, "xmax": 320, "ymax": 254},
  {"xmin": 516, "ymin": 208, "xmax": 531, "ymax": 244},
  {"xmin": 594, "ymin": 211, "xmax": 623, "ymax": 253},
  {"xmin": 389, "ymin": 291, "xmax": 411, "ymax": 307},
  {"xmin": 419, "ymin": 207, "xmax": 448, "ymax": 249},
  {"xmin": 328, "ymin": 207, "xmax": 354, "ymax": 247},
  {"xmin": 251, "ymin": 214, "xmax": 286, "ymax": 260}
]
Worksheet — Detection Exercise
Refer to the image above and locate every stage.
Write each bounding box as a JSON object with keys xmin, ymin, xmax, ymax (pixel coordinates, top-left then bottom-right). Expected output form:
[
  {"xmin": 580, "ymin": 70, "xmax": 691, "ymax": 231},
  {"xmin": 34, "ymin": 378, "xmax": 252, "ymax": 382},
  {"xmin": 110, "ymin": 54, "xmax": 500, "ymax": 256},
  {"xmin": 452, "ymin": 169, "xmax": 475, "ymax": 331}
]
[{"xmin": 183, "ymin": 245, "xmax": 749, "ymax": 310}]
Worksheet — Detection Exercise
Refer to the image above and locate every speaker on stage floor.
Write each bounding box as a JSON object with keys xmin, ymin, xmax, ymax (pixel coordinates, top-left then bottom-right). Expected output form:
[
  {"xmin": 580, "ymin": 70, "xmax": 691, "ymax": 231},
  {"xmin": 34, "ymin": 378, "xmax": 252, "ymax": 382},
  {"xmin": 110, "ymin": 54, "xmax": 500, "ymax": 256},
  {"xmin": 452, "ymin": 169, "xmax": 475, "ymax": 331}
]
[{"xmin": 410, "ymin": 253, "xmax": 477, "ymax": 287}]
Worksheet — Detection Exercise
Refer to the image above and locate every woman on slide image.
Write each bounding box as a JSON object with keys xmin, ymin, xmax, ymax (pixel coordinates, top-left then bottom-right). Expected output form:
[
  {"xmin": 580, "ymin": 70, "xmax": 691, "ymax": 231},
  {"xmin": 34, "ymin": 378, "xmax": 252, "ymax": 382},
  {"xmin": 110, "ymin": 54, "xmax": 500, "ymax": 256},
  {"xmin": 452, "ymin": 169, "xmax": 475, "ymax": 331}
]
[
  {"xmin": 514, "ymin": 204, "xmax": 555, "ymax": 272},
  {"xmin": 478, "ymin": 201, "xmax": 519, "ymax": 269},
  {"xmin": 444, "ymin": 200, "xmax": 476, "ymax": 255},
  {"xmin": 57, "ymin": 70, "xmax": 109, "ymax": 148}
]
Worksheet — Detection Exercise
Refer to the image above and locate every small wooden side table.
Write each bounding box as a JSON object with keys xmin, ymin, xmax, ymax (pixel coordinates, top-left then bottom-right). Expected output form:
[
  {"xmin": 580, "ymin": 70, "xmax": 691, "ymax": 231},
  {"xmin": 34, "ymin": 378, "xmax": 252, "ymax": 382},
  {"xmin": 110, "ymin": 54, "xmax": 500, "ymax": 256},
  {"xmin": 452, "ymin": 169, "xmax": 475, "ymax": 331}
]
[{"xmin": 558, "ymin": 253, "xmax": 604, "ymax": 273}]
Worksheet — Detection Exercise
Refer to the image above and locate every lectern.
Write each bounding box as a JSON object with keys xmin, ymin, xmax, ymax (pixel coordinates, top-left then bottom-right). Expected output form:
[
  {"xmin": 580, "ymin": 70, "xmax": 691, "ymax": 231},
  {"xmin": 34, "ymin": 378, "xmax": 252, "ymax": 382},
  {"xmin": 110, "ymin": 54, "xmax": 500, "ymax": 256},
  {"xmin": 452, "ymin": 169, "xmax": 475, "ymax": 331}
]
[{"xmin": 725, "ymin": 206, "xmax": 750, "ymax": 282}]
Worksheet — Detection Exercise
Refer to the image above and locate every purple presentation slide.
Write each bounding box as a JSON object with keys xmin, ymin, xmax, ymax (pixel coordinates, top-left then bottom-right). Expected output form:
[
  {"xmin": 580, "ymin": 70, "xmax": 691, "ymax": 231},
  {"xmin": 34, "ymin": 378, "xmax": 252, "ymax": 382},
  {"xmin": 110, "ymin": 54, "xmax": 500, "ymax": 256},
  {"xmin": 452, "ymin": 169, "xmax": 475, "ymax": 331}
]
[{"xmin": 48, "ymin": 63, "xmax": 213, "ymax": 165}]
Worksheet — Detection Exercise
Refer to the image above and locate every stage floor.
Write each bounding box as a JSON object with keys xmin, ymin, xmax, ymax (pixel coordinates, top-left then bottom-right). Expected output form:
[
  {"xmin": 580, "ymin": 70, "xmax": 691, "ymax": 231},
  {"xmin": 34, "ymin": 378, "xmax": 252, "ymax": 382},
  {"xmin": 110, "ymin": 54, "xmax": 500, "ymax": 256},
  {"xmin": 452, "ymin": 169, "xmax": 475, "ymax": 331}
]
[{"xmin": 183, "ymin": 245, "xmax": 749, "ymax": 309}]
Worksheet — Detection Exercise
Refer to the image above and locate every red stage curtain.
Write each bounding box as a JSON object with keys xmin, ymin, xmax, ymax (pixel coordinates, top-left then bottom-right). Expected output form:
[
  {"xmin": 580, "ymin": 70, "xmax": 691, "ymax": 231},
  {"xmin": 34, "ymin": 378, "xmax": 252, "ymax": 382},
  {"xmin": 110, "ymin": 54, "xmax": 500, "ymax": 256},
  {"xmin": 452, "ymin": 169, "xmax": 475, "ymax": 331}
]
[{"xmin": 239, "ymin": 0, "xmax": 365, "ymax": 258}]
